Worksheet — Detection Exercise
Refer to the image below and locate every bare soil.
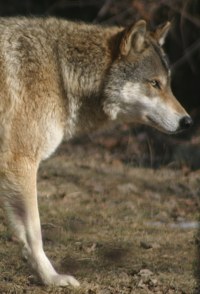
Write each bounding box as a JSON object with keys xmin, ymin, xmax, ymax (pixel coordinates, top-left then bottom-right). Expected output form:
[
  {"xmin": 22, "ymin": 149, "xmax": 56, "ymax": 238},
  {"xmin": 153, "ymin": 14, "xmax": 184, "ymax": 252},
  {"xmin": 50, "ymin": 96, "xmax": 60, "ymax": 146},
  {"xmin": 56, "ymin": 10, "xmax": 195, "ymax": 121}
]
[{"xmin": 0, "ymin": 127, "xmax": 199, "ymax": 294}]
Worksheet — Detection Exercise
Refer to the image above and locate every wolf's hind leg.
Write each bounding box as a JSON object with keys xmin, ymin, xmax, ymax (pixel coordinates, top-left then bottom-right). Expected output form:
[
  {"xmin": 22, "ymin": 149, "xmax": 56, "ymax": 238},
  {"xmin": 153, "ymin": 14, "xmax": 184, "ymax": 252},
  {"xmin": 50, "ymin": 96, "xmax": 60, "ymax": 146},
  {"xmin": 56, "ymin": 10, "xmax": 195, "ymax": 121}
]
[{"xmin": 1, "ymin": 158, "xmax": 79, "ymax": 287}]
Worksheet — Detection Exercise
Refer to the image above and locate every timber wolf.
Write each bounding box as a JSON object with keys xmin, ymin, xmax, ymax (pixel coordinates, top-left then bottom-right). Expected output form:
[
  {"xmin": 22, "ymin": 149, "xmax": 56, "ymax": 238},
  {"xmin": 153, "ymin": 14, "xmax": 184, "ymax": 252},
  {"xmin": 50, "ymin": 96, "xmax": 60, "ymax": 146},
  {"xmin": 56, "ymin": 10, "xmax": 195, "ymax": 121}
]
[{"xmin": 0, "ymin": 17, "xmax": 192, "ymax": 287}]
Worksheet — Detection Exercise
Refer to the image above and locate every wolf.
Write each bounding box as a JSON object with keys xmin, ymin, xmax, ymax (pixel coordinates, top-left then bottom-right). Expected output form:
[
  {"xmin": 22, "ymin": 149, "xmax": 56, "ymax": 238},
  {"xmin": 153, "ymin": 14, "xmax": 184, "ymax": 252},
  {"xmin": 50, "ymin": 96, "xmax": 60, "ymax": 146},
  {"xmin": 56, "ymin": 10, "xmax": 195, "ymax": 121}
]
[{"xmin": 0, "ymin": 17, "xmax": 192, "ymax": 287}]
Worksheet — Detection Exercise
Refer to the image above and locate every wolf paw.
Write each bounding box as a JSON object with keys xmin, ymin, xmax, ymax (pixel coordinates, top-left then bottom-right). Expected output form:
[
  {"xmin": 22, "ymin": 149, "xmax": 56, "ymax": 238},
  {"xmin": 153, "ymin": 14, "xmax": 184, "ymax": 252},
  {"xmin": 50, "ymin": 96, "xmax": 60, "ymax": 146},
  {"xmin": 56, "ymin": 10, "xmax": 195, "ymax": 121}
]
[{"xmin": 49, "ymin": 274, "xmax": 80, "ymax": 287}]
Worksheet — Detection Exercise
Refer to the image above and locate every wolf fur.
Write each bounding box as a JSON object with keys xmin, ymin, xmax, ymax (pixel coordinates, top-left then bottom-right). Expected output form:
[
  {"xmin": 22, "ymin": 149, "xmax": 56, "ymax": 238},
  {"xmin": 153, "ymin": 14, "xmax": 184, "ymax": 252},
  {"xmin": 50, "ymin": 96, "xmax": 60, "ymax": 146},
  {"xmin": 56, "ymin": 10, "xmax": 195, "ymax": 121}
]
[{"xmin": 0, "ymin": 17, "xmax": 192, "ymax": 287}]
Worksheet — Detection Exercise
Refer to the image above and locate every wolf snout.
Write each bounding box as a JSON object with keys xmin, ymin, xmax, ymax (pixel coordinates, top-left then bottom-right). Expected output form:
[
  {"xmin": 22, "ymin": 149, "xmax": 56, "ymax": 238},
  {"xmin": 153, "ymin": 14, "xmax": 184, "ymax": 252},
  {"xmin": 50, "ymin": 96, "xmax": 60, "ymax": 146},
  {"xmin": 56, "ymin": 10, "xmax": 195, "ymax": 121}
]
[{"xmin": 179, "ymin": 116, "xmax": 193, "ymax": 130}]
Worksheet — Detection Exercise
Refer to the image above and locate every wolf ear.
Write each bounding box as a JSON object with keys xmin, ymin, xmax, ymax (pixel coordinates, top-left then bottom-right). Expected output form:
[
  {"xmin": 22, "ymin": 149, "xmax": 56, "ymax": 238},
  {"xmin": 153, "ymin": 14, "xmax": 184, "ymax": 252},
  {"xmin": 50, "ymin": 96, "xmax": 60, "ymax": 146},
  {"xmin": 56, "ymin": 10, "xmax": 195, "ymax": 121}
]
[
  {"xmin": 154, "ymin": 22, "xmax": 171, "ymax": 46},
  {"xmin": 120, "ymin": 20, "xmax": 147, "ymax": 56}
]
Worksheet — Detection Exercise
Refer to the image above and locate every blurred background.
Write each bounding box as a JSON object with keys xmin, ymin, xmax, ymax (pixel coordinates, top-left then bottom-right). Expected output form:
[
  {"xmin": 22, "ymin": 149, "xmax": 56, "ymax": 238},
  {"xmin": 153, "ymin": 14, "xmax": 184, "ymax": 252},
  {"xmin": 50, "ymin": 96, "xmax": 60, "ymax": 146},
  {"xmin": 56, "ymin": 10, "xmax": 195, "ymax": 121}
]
[{"xmin": 0, "ymin": 0, "xmax": 199, "ymax": 170}]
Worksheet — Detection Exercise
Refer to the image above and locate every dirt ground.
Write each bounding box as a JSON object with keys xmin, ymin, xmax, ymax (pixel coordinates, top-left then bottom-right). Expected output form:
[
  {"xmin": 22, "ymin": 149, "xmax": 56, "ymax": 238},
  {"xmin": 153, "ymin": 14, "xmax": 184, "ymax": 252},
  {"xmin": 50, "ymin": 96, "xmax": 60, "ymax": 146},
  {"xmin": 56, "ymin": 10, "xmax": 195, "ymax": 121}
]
[{"xmin": 0, "ymin": 126, "xmax": 199, "ymax": 294}]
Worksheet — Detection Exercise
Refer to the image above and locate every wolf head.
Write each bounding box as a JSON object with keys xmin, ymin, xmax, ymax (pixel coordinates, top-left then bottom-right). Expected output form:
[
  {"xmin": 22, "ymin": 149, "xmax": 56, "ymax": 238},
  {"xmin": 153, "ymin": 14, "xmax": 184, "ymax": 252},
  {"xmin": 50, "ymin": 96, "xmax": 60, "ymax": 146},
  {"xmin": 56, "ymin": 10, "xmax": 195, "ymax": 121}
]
[{"xmin": 103, "ymin": 20, "xmax": 192, "ymax": 134}]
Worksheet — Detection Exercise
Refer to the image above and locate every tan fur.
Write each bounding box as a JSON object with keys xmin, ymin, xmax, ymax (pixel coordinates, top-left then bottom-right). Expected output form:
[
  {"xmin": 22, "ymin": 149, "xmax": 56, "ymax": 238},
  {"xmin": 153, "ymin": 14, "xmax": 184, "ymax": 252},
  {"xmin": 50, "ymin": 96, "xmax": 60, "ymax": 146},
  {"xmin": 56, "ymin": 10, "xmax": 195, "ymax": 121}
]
[{"xmin": 0, "ymin": 17, "xmax": 191, "ymax": 287}]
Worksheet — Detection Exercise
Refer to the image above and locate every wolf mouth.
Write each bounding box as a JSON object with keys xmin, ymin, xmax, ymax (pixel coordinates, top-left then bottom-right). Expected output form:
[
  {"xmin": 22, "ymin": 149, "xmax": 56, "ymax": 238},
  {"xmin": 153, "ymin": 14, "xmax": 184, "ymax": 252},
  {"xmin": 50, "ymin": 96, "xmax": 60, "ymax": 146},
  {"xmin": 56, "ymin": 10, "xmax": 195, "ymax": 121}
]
[
  {"xmin": 146, "ymin": 115, "xmax": 161, "ymax": 129},
  {"xmin": 146, "ymin": 115, "xmax": 180, "ymax": 135}
]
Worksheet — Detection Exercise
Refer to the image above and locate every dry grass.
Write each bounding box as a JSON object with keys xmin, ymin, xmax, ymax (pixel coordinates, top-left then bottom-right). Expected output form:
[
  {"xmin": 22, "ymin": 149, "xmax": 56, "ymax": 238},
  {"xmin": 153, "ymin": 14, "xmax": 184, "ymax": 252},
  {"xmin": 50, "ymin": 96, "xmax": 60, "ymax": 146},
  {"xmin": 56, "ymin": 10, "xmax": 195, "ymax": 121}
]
[{"xmin": 0, "ymin": 141, "xmax": 198, "ymax": 293}]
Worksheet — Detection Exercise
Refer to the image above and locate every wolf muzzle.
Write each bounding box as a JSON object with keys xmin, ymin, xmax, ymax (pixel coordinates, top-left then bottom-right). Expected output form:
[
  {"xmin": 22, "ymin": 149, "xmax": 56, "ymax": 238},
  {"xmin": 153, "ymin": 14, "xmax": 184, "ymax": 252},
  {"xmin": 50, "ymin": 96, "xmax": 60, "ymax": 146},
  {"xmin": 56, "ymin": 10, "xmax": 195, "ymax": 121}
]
[{"xmin": 179, "ymin": 116, "xmax": 193, "ymax": 131}]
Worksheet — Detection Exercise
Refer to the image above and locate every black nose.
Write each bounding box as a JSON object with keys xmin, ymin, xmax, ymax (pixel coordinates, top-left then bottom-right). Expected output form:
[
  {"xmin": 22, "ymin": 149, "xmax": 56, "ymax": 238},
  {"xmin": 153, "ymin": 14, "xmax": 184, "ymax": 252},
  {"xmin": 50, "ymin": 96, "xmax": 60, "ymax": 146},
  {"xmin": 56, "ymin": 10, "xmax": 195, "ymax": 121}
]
[{"xmin": 179, "ymin": 116, "xmax": 193, "ymax": 130}]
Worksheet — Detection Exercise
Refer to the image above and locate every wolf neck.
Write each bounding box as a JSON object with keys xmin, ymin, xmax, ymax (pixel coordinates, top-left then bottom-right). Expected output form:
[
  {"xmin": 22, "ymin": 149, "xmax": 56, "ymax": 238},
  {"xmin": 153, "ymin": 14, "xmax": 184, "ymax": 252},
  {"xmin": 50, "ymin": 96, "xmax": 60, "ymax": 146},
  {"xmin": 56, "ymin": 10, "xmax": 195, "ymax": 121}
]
[{"xmin": 58, "ymin": 22, "xmax": 122, "ymax": 138}]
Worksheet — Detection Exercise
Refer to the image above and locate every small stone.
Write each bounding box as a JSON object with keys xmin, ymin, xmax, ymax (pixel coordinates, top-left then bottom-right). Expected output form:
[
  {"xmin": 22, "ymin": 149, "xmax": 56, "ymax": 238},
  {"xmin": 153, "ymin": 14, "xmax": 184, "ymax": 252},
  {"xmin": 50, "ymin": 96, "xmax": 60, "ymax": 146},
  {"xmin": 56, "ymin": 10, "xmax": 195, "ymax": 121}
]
[
  {"xmin": 151, "ymin": 243, "xmax": 161, "ymax": 249},
  {"xmin": 117, "ymin": 183, "xmax": 138, "ymax": 194},
  {"xmin": 139, "ymin": 269, "xmax": 154, "ymax": 277},
  {"xmin": 75, "ymin": 241, "xmax": 83, "ymax": 250},
  {"xmin": 150, "ymin": 278, "xmax": 158, "ymax": 286}
]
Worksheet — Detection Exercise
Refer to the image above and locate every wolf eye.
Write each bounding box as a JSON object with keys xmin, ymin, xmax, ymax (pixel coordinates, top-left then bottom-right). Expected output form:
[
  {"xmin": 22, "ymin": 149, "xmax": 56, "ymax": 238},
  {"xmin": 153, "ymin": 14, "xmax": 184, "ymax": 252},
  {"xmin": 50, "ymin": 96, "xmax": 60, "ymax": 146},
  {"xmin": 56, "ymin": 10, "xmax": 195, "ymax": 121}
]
[{"xmin": 149, "ymin": 80, "xmax": 160, "ymax": 89}]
